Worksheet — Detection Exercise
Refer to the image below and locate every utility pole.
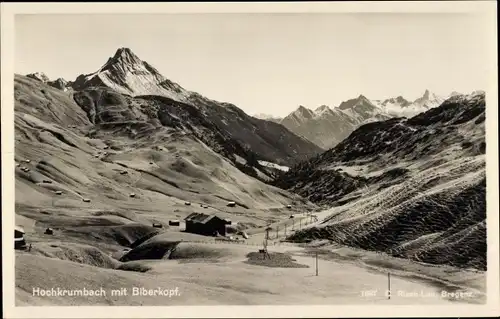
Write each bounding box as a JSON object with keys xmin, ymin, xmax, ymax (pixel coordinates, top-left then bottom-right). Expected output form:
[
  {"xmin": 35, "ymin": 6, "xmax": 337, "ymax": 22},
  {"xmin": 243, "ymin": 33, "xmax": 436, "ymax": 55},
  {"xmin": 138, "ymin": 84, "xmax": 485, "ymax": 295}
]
[
  {"xmin": 284, "ymin": 224, "xmax": 287, "ymax": 237},
  {"xmin": 262, "ymin": 227, "xmax": 271, "ymax": 259},
  {"xmin": 299, "ymin": 218, "xmax": 302, "ymax": 229},
  {"xmin": 315, "ymin": 251, "xmax": 319, "ymax": 276},
  {"xmin": 276, "ymin": 227, "xmax": 278, "ymax": 239},
  {"xmin": 388, "ymin": 273, "xmax": 391, "ymax": 300},
  {"xmin": 265, "ymin": 227, "xmax": 271, "ymax": 248}
]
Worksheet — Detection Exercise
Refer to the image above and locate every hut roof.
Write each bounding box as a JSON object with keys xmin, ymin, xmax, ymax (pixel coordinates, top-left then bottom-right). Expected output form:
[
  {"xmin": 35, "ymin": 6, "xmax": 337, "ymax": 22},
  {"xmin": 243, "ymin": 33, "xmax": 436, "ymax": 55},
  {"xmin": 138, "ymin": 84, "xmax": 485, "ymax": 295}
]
[
  {"xmin": 15, "ymin": 225, "xmax": 25, "ymax": 234},
  {"xmin": 184, "ymin": 213, "xmax": 220, "ymax": 224},
  {"xmin": 184, "ymin": 212, "xmax": 200, "ymax": 220}
]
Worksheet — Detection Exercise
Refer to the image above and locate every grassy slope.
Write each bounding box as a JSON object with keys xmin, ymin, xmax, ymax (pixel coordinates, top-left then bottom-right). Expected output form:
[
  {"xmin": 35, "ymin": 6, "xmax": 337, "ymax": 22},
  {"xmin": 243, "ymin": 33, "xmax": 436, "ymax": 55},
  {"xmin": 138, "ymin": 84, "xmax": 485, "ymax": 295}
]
[
  {"xmin": 16, "ymin": 241, "xmax": 484, "ymax": 306},
  {"xmin": 15, "ymin": 75, "xmax": 315, "ymax": 237}
]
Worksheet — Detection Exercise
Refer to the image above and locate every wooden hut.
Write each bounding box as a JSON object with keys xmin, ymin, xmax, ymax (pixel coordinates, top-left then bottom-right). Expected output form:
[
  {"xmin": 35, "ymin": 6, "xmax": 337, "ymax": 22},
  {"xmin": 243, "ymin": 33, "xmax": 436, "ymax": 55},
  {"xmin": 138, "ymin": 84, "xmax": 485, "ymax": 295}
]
[
  {"xmin": 184, "ymin": 213, "xmax": 227, "ymax": 237},
  {"xmin": 168, "ymin": 220, "xmax": 180, "ymax": 226},
  {"xmin": 15, "ymin": 226, "xmax": 27, "ymax": 249}
]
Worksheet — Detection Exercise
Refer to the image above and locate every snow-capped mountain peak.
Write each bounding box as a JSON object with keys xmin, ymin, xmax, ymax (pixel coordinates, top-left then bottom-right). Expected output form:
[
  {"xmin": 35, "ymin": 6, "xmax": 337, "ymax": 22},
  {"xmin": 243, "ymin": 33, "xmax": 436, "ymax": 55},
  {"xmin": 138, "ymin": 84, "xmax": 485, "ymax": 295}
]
[
  {"xmin": 336, "ymin": 94, "xmax": 382, "ymax": 122},
  {"xmin": 314, "ymin": 105, "xmax": 332, "ymax": 115},
  {"xmin": 98, "ymin": 47, "xmax": 145, "ymax": 73},
  {"xmin": 422, "ymin": 89, "xmax": 431, "ymax": 99},
  {"xmin": 448, "ymin": 91, "xmax": 463, "ymax": 98},
  {"xmin": 294, "ymin": 105, "xmax": 315, "ymax": 118},
  {"xmin": 253, "ymin": 113, "xmax": 283, "ymax": 123},
  {"xmin": 358, "ymin": 94, "xmax": 369, "ymax": 101},
  {"xmin": 280, "ymin": 105, "xmax": 316, "ymax": 128},
  {"xmin": 413, "ymin": 89, "xmax": 444, "ymax": 108},
  {"xmin": 71, "ymin": 47, "xmax": 190, "ymax": 102},
  {"xmin": 371, "ymin": 90, "xmax": 445, "ymax": 118},
  {"xmin": 338, "ymin": 94, "xmax": 376, "ymax": 110},
  {"xmin": 25, "ymin": 72, "xmax": 72, "ymax": 92},
  {"xmin": 114, "ymin": 47, "xmax": 140, "ymax": 61},
  {"xmin": 381, "ymin": 96, "xmax": 411, "ymax": 108},
  {"xmin": 253, "ymin": 113, "xmax": 275, "ymax": 119},
  {"xmin": 49, "ymin": 78, "xmax": 70, "ymax": 91},
  {"xmin": 26, "ymin": 72, "xmax": 50, "ymax": 83}
]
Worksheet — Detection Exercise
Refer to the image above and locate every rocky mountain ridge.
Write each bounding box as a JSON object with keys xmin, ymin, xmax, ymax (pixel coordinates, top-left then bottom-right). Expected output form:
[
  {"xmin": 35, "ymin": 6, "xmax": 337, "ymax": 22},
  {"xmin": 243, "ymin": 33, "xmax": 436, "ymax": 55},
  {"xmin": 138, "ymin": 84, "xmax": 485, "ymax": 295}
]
[{"xmin": 278, "ymin": 89, "xmax": 463, "ymax": 149}]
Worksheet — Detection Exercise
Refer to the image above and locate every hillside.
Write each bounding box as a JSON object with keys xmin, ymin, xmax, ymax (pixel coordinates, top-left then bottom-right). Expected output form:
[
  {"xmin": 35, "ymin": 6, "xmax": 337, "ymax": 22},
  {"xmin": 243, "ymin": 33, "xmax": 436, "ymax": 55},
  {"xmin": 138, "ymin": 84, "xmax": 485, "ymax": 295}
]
[
  {"xmin": 274, "ymin": 91, "xmax": 487, "ymax": 270},
  {"xmin": 15, "ymin": 74, "xmax": 319, "ymax": 247},
  {"xmin": 67, "ymin": 47, "xmax": 322, "ymax": 166}
]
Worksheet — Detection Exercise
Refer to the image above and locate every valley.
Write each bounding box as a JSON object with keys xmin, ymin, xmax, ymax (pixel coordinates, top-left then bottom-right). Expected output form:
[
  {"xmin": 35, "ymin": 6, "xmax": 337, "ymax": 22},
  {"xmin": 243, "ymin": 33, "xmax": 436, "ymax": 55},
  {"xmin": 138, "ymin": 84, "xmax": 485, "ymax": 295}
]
[{"xmin": 13, "ymin": 48, "xmax": 487, "ymax": 306}]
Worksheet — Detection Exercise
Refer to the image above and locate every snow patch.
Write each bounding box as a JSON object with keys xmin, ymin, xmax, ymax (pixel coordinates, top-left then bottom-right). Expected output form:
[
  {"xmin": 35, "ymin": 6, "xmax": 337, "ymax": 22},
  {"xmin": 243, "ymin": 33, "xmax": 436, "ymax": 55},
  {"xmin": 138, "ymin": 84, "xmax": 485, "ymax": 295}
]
[{"xmin": 258, "ymin": 160, "xmax": 290, "ymax": 172}]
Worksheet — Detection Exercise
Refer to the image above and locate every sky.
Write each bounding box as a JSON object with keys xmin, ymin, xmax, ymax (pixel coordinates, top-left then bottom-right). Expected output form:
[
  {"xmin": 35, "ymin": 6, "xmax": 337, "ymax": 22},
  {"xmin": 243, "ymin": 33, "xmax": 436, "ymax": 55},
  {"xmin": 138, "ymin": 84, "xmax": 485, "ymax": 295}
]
[{"xmin": 15, "ymin": 13, "xmax": 491, "ymax": 117}]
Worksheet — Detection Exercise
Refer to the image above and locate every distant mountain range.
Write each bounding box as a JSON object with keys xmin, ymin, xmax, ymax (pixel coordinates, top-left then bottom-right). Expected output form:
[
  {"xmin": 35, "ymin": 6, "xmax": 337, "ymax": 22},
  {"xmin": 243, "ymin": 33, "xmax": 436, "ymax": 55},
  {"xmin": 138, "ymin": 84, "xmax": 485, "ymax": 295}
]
[
  {"xmin": 256, "ymin": 90, "xmax": 463, "ymax": 149},
  {"xmin": 27, "ymin": 49, "xmax": 465, "ymax": 154}
]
